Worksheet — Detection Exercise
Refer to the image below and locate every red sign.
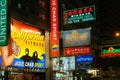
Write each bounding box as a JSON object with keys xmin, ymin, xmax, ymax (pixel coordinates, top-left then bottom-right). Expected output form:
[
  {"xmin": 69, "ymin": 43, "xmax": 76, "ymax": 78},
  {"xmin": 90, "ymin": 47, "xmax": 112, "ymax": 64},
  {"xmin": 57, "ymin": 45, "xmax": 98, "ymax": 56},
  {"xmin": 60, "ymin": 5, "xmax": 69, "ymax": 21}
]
[
  {"xmin": 50, "ymin": 0, "xmax": 59, "ymax": 57},
  {"xmin": 64, "ymin": 46, "xmax": 92, "ymax": 56}
]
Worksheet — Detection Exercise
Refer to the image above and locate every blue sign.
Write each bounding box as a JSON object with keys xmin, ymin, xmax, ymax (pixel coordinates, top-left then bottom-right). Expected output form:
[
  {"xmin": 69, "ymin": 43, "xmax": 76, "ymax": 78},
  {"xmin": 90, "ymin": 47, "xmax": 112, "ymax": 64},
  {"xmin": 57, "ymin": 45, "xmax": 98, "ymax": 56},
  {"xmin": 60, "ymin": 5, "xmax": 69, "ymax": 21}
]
[
  {"xmin": 14, "ymin": 54, "xmax": 46, "ymax": 69},
  {"xmin": 76, "ymin": 55, "xmax": 93, "ymax": 63}
]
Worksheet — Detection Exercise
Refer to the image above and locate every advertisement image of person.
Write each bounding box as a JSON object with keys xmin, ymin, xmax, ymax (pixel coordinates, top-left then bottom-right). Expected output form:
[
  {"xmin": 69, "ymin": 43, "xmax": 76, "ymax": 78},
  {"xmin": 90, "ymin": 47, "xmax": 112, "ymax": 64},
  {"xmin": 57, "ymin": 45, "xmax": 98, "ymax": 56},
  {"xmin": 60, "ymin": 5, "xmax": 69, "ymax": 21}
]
[
  {"xmin": 31, "ymin": 51, "xmax": 40, "ymax": 63},
  {"xmin": 0, "ymin": 38, "xmax": 20, "ymax": 66},
  {"xmin": 20, "ymin": 48, "xmax": 31, "ymax": 62}
]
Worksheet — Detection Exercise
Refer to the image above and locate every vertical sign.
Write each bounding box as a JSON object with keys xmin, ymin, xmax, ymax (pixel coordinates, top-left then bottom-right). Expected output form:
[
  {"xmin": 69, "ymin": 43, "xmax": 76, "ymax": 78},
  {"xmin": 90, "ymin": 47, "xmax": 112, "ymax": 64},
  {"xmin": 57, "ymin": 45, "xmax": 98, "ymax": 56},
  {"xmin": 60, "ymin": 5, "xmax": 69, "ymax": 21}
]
[
  {"xmin": 0, "ymin": 0, "xmax": 8, "ymax": 46},
  {"xmin": 50, "ymin": 0, "xmax": 59, "ymax": 57}
]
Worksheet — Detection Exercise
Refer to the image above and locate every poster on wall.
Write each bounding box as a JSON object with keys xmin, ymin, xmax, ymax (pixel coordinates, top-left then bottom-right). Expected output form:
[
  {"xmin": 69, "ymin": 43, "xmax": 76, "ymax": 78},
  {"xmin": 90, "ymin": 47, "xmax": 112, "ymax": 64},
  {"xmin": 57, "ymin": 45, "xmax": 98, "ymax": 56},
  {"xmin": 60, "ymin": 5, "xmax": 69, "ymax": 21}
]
[
  {"xmin": 0, "ymin": 19, "xmax": 46, "ymax": 69},
  {"xmin": 63, "ymin": 28, "xmax": 91, "ymax": 47}
]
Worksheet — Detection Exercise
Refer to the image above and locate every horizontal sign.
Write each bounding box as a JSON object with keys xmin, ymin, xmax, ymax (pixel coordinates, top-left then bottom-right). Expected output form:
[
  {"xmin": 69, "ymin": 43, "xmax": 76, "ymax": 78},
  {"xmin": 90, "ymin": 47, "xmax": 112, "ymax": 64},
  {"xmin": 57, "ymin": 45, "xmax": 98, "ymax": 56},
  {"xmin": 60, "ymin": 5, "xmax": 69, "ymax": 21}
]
[
  {"xmin": 101, "ymin": 45, "xmax": 120, "ymax": 57},
  {"xmin": 64, "ymin": 46, "xmax": 92, "ymax": 56},
  {"xmin": 63, "ymin": 28, "xmax": 91, "ymax": 47},
  {"xmin": 63, "ymin": 5, "xmax": 96, "ymax": 24},
  {"xmin": 76, "ymin": 55, "xmax": 93, "ymax": 63}
]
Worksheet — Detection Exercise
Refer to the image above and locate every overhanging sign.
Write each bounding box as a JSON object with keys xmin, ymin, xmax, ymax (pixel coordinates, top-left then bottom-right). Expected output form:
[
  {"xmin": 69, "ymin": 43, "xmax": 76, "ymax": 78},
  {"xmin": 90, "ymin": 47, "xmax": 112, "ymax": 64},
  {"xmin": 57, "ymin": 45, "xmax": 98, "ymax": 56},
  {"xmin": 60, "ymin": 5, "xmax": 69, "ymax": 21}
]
[
  {"xmin": 0, "ymin": 0, "xmax": 8, "ymax": 46},
  {"xmin": 101, "ymin": 45, "xmax": 120, "ymax": 57},
  {"xmin": 63, "ymin": 5, "xmax": 96, "ymax": 24}
]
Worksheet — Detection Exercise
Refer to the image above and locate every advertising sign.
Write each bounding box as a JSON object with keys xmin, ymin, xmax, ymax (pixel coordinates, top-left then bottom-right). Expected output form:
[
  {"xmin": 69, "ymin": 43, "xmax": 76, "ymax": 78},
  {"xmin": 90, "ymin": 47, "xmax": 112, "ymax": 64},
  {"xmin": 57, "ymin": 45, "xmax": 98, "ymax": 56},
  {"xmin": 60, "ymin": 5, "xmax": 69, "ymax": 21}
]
[
  {"xmin": 63, "ymin": 28, "xmax": 91, "ymax": 47},
  {"xmin": 52, "ymin": 57, "xmax": 75, "ymax": 71},
  {"xmin": 0, "ymin": 19, "xmax": 46, "ymax": 69},
  {"xmin": 12, "ymin": 19, "xmax": 46, "ymax": 69},
  {"xmin": 60, "ymin": 57, "xmax": 69, "ymax": 71},
  {"xmin": 0, "ymin": 0, "xmax": 9, "ymax": 46},
  {"xmin": 69, "ymin": 56, "xmax": 75, "ymax": 70},
  {"xmin": 63, "ymin": 5, "xmax": 96, "ymax": 24},
  {"xmin": 101, "ymin": 45, "xmax": 120, "ymax": 57},
  {"xmin": 50, "ymin": 0, "xmax": 59, "ymax": 57},
  {"xmin": 64, "ymin": 46, "xmax": 92, "ymax": 56}
]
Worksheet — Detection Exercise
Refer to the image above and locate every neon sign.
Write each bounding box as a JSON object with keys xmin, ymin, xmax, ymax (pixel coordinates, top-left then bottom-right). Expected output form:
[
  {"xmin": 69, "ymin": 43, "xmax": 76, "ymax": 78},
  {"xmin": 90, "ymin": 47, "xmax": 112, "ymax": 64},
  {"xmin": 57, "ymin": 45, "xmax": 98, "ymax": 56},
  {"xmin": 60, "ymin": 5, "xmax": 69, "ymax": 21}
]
[
  {"xmin": 101, "ymin": 46, "xmax": 120, "ymax": 57},
  {"xmin": 63, "ymin": 5, "xmax": 96, "ymax": 24}
]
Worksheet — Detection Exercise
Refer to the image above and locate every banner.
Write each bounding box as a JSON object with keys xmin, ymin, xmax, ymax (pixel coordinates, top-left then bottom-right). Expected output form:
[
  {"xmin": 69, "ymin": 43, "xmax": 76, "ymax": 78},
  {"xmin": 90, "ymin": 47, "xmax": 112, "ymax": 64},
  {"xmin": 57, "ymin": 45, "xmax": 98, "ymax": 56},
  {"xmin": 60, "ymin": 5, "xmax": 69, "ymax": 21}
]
[{"xmin": 50, "ymin": 0, "xmax": 59, "ymax": 57}]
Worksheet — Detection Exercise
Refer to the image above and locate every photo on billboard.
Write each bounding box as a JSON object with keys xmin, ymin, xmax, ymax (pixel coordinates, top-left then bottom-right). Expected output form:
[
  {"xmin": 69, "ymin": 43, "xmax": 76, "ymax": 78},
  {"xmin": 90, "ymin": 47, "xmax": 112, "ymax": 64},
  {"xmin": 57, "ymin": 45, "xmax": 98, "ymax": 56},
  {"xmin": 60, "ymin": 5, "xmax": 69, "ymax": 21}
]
[
  {"xmin": 59, "ymin": 57, "xmax": 69, "ymax": 71},
  {"xmin": 52, "ymin": 58, "xmax": 59, "ymax": 71},
  {"xmin": 0, "ymin": 19, "xmax": 46, "ymax": 69},
  {"xmin": 69, "ymin": 56, "xmax": 75, "ymax": 70},
  {"xmin": 63, "ymin": 28, "xmax": 91, "ymax": 47}
]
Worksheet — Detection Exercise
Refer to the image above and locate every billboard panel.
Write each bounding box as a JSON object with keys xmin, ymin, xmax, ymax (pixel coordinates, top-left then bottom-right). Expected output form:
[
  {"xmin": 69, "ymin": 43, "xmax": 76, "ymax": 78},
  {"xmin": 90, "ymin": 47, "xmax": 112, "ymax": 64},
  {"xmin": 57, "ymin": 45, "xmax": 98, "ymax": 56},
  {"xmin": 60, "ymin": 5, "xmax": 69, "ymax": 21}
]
[
  {"xmin": 63, "ymin": 28, "xmax": 91, "ymax": 47},
  {"xmin": 12, "ymin": 19, "xmax": 46, "ymax": 69},
  {"xmin": 0, "ymin": 19, "xmax": 46, "ymax": 69}
]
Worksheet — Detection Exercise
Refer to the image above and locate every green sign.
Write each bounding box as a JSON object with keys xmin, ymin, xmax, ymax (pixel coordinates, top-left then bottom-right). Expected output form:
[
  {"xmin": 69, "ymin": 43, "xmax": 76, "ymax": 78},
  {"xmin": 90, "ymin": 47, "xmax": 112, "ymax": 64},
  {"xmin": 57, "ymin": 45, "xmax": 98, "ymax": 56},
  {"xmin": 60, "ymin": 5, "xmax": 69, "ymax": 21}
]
[
  {"xmin": 63, "ymin": 5, "xmax": 96, "ymax": 24},
  {"xmin": 0, "ymin": 0, "xmax": 8, "ymax": 46},
  {"xmin": 101, "ymin": 46, "xmax": 120, "ymax": 57}
]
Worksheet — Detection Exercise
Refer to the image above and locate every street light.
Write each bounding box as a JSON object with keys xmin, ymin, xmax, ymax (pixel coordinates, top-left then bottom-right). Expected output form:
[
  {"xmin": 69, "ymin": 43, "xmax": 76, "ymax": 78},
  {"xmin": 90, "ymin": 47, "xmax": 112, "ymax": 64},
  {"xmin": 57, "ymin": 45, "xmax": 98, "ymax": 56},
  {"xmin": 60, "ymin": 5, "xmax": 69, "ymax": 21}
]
[{"xmin": 115, "ymin": 32, "xmax": 120, "ymax": 37}]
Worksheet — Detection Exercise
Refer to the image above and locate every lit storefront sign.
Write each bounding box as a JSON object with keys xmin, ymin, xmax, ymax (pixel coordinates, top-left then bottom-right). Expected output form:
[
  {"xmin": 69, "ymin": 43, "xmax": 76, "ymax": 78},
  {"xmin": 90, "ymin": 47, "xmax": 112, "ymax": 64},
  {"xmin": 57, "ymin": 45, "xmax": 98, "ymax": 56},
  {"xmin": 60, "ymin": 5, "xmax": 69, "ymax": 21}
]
[
  {"xmin": 101, "ymin": 45, "xmax": 120, "ymax": 57},
  {"xmin": 50, "ymin": 0, "xmax": 59, "ymax": 57},
  {"xmin": 0, "ymin": 0, "xmax": 8, "ymax": 46},
  {"xmin": 64, "ymin": 46, "xmax": 92, "ymax": 56},
  {"xmin": 63, "ymin": 28, "xmax": 91, "ymax": 47},
  {"xmin": 76, "ymin": 55, "xmax": 93, "ymax": 63},
  {"xmin": 63, "ymin": 5, "xmax": 96, "ymax": 24}
]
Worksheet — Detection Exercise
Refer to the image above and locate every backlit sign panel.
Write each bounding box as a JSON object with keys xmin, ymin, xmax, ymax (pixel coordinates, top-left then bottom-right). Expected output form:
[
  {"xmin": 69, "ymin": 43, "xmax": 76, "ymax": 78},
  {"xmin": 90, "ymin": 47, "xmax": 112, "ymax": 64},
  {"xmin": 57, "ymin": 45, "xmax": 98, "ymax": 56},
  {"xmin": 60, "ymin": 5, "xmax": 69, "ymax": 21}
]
[
  {"xmin": 63, "ymin": 5, "xmax": 96, "ymax": 24},
  {"xmin": 64, "ymin": 46, "xmax": 92, "ymax": 56},
  {"xmin": 76, "ymin": 55, "xmax": 93, "ymax": 63},
  {"xmin": 63, "ymin": 28, "xmax": 91, "ymax": 47},
  {"xmin": 101, "ymin": 45, "xmax": 120, "ymax": 57}
]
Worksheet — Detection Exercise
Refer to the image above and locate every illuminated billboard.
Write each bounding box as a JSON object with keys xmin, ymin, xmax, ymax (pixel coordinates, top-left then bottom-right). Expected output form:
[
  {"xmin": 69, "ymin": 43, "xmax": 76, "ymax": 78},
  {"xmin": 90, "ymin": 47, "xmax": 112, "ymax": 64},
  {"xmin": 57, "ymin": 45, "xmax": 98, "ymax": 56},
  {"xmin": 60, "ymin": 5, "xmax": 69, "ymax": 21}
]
[
  {"xmin": 63, "ymin": 28, "xmax": 91, "ymax": 47},
  {"xmin": 63, "ymin": 5, "xmax": 96, "ymax": 24},
  {"xmin": 101, "ymin": 45, "xmax": 120, "ymax": 57},
  {"xmin": 0, "ymin": 19, "xmax": 46, "ymax": 69}
]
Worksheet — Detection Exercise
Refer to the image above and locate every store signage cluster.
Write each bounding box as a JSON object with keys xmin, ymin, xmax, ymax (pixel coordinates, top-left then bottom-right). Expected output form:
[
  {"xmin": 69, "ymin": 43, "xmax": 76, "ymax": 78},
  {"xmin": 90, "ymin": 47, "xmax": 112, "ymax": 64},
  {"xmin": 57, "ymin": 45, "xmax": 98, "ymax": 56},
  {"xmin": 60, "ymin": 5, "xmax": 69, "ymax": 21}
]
[
  {"xmin": 63, "ymin": 5, "xmax": 96, "ymax": 24},
  {"xmin": 0, "ymin": 0, "xmax": 8, "ymax": 46},
  {"xmin": 101, "ymin": 45, "xmax": 120, "ymax": 57}
]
